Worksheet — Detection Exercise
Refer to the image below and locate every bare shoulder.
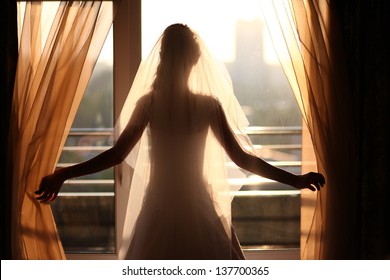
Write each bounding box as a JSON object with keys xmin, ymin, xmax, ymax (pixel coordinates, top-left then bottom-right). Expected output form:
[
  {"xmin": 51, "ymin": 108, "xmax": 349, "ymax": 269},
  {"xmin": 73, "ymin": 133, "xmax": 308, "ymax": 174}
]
[
  {"xmin": 136, "ymin": 93, "xmax": 152, "ymax": 107},
  {"xmin": 192, "ymin": 94, "xmax": 221, "ymax": 110}
]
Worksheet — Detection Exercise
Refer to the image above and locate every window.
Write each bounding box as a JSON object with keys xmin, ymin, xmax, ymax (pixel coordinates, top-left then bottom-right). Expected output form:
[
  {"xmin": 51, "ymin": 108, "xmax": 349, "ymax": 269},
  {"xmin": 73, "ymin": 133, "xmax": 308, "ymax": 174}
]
[
  {"xmin": 20, "ymin": 0, "xmax": 304, "ymax": 259},
  {"xmin": 53, "ymin": 25, "xmax": 115, "ymax": 254},
  {"xmin": 142, "ymin": 0, "xmax": 302, "ymax": 253},
  {"xmin": 226, "ymin": 21, "xmax": 301, "ymax": 250}
]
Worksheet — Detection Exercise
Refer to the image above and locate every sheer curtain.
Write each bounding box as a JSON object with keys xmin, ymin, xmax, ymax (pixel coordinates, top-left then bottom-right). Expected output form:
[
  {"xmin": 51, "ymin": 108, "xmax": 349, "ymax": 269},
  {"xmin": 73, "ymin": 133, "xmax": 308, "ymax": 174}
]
[
  {"xmin": 10, "ymin": 1, "xmax": 113, "ymax": 259},
  {"xmin": 261, "ymin": 0, "xmax": 356, "ymax": 259}
]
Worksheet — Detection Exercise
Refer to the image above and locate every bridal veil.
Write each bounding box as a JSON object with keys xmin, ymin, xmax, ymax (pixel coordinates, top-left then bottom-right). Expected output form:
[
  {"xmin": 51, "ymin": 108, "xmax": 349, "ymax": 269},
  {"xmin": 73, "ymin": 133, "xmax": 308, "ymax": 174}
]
[{"xmin": 114, "ymin": 24, "xmax": 255, "ymax": 259}]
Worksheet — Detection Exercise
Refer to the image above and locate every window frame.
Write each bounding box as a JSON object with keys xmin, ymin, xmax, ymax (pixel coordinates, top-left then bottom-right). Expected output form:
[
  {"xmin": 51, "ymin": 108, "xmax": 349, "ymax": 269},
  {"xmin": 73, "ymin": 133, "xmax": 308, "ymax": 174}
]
[{"xmin": 113, "ymin": 0, "xmax": 142, "ymax": 260}]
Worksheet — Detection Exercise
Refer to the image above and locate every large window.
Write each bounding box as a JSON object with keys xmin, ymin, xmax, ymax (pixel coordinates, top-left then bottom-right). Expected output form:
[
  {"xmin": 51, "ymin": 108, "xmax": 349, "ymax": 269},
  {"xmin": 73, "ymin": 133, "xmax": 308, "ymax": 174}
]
[
  {"xmin": 142, "ymin": 0, "xmax": 303, "ymax": 251},
  {"xmin": 21, "ymin": 0, "xmax": 304, "ymax": 258}
]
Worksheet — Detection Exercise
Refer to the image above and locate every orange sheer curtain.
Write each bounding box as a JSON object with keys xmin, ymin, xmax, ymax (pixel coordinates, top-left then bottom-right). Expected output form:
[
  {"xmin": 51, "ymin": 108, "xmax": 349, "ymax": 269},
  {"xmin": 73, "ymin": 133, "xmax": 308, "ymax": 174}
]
[
  {"xmin": 261, "ymin": 0, "xmax": 356, "ymax": 259},
  {"xmin": 10, "ymin": 1, "xmax": 113, "ymax": 259}
]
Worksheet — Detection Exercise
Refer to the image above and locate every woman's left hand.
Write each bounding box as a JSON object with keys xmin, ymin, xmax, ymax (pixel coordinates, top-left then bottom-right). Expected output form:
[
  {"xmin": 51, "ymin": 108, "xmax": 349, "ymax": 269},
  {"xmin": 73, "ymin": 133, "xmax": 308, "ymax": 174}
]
[{"xmin": 294, "ymin": 172, "xmax": 325, "ymax": 191}]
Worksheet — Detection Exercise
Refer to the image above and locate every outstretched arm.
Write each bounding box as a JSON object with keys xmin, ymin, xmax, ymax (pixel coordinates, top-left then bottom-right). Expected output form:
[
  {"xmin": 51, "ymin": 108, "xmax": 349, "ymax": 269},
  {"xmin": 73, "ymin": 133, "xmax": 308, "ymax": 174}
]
[
  {"xmin": 36, "ymin": 97, "xmax": 150, "ymax": 202},
  {"xmin": 210, "ymin": 100, "xmax": 325, "ymax": 191}
]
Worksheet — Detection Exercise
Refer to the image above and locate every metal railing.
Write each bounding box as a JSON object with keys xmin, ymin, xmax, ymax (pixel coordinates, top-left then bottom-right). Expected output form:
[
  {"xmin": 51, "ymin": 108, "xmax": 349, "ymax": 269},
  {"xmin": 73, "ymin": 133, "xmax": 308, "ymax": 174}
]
[
  {"xmin": 58, "ymin": 126, "xmax": 302, "ymax": 198},
  {"xmin": 55, "ymin": 126, "xmax": 303, "ymax": 253}
]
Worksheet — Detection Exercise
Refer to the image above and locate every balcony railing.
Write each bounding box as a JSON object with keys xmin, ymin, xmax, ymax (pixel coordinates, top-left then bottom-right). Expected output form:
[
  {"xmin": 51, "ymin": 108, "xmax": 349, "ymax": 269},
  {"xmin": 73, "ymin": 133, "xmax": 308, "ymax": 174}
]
[
  {"xmin": 53, "ymin": 126, "xmax": 303, "ymax": 253},
  {"xmin": 58, "ymin": 126, "xmax": 302, "ymax": 195}
]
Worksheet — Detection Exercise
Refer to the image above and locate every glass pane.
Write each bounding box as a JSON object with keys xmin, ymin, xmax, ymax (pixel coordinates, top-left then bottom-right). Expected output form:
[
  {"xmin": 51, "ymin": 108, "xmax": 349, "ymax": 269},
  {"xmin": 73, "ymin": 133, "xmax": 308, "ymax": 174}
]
[
  {"xmin": 53, "ymin": 23, "xmax": 115, "ymax": 254},
  {"xmin": 142, "ymin": 0, "xmax": 301, "ymax": 249},
  {"xmin": 51, "ymin": 195, "xmax": 115, "ymax": 254}
]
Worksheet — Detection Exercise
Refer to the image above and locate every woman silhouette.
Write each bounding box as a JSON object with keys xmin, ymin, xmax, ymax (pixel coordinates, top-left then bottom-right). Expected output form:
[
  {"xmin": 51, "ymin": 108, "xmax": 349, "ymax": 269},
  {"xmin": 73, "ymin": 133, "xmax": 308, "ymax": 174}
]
[{"xmin": 36, "ymin": 24, "xmax": 325, "ymax": 259}]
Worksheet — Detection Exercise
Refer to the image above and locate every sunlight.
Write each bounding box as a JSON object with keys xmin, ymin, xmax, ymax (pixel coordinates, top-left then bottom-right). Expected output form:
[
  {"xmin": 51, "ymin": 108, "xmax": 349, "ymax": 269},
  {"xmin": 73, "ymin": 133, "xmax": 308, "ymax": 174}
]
[
  {"xmin": 142, "ymin": 0, "xmax": 266, "ymax": 63},
  {"xmin": 99, "ymin": 0, "xmax": 280, "ymax": 65},
  {"xmin": 17, "ymin": 1, "xmax": 282, "ymax": 65},
  {"xmin": 17, "ymin": 2, "xmax": 60, "ymax": 50}
]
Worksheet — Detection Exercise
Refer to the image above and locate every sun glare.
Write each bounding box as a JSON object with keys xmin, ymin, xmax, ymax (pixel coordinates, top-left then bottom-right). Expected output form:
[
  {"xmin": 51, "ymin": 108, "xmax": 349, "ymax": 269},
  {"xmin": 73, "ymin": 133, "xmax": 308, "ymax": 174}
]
[
  {"xmin": 142, "ymin": 0, "xmax": 269, "ymax": 63},
  {"xmin": 17, "ymin": 1, "xmax": 280, "ymax": 66}
]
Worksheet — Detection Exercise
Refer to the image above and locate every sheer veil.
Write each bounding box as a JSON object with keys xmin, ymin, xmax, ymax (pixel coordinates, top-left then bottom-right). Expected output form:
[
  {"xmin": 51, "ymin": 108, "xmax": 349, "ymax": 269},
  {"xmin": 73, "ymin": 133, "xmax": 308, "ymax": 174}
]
[{"xmin": 114, "ymin": 24, "xmax": 256, "ymax": 259}]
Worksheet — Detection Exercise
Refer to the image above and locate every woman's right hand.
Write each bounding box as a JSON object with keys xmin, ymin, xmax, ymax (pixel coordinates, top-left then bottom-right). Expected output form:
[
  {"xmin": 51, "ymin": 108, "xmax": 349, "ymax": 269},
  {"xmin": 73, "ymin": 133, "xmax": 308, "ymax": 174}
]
[
  {"xmin": 294, "ymin": 172, "xmax": 325, "ymax": 191},
  {"xmin": 35, "ymin": 169, "xmax": 66, "ymax": 203}
]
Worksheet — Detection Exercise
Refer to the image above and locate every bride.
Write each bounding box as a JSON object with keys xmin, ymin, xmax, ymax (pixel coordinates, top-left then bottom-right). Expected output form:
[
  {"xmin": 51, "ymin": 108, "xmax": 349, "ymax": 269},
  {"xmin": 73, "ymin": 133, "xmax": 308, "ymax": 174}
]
[{"xmin": 36, "ymin": 23, "xmax": 325, "ymax": 259}]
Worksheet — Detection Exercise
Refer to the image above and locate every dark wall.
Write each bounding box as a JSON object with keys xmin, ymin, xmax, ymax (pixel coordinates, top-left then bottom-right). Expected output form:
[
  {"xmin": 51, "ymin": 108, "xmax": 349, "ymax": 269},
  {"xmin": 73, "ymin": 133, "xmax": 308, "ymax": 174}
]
[
  {"xmin": 0, "ymin": 0, "xmax": 17, "ymax": 259},
  {"xmin": 333, "ymin": 0, "xmax": 389, "ymax": 259}
]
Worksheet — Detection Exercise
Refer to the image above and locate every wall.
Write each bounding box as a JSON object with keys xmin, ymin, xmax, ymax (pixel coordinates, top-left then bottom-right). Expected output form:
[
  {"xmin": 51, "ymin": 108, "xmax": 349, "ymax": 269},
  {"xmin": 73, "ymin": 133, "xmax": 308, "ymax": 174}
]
[
  {"xmin": 0, "ymin": 0, "xmax": 17, "ymax": 260},
  {"xmin": 334, "ymin": 0, "xmax": 389, "ymax": 259}
]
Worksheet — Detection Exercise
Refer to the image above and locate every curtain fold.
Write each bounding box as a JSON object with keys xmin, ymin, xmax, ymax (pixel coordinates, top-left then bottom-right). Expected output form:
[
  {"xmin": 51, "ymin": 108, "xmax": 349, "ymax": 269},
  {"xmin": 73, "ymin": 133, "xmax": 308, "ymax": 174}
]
[
  {"xmin": 10, "ymin": 1, "xmax": 113, "ymax": 259},
  {"xmin": 261, "ymin": 0, "xmax": 357, "ymax": 259}
]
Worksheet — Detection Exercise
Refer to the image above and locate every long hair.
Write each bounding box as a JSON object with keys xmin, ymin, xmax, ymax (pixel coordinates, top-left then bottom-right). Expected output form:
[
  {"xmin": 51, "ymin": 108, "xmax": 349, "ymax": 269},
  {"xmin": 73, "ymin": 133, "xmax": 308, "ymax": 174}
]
[{"xmin": 152, "ymin": 24, "xmax": 200, "ymax": 92}]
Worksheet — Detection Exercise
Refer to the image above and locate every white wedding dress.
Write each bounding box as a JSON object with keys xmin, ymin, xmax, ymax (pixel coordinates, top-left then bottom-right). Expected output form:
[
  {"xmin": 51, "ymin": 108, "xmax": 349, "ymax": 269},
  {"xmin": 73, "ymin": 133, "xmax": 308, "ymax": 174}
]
[
  {"xmin": 123, "ymin": 94, "xmax": 244, "ymax": 259},
  {"xmin": 114, "ymin": 24, "xmax": 254, "ymax": 260}
]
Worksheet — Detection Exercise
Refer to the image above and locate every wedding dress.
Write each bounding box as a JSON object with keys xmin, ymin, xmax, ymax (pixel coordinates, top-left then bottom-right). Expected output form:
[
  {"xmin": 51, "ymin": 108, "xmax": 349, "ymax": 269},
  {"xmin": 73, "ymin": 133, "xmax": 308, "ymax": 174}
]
[{"xmin": 114, "ymin": 24, "xmax": 255, "ymax": 259}]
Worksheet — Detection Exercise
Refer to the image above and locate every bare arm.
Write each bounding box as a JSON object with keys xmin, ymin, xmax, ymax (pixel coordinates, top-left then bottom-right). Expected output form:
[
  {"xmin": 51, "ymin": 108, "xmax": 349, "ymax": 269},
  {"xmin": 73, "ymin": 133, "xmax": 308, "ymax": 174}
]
[
  {"xmin": 210, "ymin": 100, "xmax": 325, "ymax": 190},
  {"xmin": 36, "ymin": 96, "xmax": 150, "ymax": 202}
]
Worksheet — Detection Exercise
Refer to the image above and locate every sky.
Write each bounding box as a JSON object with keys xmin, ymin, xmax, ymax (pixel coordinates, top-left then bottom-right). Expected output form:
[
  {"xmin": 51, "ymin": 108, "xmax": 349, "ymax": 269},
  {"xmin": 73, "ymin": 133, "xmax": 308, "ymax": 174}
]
[
  {"xmin": 99, "ymin": 0, "xmax": 279, "ymax": 65},
  {"xmin": 141, "ymin": 0, "xmax": 265, "ymax": 62},
  {"xmin": 17, "ymin": 1, "xmax": 279, "ymax": 66}
]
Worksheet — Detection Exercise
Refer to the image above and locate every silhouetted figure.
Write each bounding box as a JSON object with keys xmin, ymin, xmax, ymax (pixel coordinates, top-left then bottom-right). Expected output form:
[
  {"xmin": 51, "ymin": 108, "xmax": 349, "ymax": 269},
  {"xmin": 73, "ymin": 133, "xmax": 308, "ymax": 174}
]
[{"xmin": 36, "ymin": 24, "xmax": 325, "ymax": 259}]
